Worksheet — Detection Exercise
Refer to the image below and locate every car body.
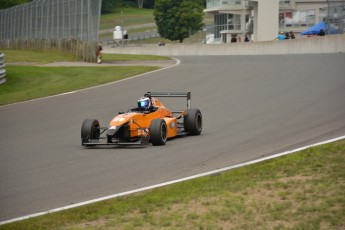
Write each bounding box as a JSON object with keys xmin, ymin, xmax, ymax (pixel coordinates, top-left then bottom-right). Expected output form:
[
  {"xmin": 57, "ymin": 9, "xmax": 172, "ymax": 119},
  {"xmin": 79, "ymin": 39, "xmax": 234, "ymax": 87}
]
[{"xmin": 81, "ymin": 92, "xmax": 202, "ymax": 147}]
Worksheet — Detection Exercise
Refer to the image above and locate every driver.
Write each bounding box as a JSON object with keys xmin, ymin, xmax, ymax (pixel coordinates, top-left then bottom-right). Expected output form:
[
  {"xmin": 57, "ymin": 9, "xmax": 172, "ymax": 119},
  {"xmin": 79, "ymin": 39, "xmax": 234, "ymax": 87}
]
[{"xmin": 137, "ymin": 96, "xmax": 152, "ymax": 111}]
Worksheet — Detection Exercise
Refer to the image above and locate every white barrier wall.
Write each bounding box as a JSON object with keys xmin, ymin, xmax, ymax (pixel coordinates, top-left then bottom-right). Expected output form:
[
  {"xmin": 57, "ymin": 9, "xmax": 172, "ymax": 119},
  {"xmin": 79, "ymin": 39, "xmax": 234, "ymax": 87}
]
[{"xmin": 105, "ymin": 34, "xmax": 345, "ymax": 56}]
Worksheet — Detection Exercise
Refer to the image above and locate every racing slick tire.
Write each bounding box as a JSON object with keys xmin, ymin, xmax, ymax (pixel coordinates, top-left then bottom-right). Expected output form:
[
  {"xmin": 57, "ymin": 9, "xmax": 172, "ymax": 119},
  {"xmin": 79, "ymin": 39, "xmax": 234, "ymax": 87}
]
[
  {"xmin": 150, "ymin": 119, "xmax": 167, "ymax": 146},
  {"xmin": 184, "ymin": 108, "xmax": 202, "ymax": 135},
  {"xmin": 81, "ymin": 119, "xmax": 100, "ymax": 146}
]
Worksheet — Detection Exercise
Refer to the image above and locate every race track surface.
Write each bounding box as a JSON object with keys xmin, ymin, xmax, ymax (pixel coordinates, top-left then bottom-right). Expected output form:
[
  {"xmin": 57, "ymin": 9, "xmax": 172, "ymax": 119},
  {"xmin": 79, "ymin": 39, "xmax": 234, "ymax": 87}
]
[{"xmin": 1, "ymin": 54, "xmax": 345, "ymax": 221}]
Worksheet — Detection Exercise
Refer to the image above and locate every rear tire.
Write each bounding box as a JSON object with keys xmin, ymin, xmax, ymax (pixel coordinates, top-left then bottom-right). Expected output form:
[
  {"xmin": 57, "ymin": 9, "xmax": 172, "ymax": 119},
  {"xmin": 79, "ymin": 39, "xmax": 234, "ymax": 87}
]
[
  {"xmin": 150, "ymin": 119, "xmax": 167, "ymax": 146},
  {"xmin": 184, "ymin": 108, "xmax": 202, "ymax": 135},
  {"xmin": 81, "ymin": 119, "xmax": 100, "ymax": 145}
]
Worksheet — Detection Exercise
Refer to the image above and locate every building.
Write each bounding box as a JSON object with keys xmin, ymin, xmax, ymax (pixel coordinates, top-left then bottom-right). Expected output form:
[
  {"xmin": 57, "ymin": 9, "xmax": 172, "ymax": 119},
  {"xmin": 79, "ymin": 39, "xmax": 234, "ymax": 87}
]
[{"xmin": 204, "ymin": 0, "xmax": 345, "ymax": 43}]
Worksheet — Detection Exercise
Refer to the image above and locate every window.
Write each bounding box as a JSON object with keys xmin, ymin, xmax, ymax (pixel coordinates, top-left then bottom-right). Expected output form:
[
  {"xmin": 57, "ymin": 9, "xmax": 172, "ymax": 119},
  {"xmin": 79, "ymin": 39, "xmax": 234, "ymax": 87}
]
[
  {"xmin": 207, "ymin": 0, "xmax": 221, "ymax": 9},
  {"xmin": 279, "ymin": 0, "xmax": 291, "ymax": 8},
  {"xmin": 279, "ymin": 10, "xmax": 315, "ymax": 29},
  {"xmin": 214, "ymin": 13, "xmax": 227, "ymax": 38},
  {"xmin": 214, "ymin": 13, "xmax": 242, "ymax": 39}
]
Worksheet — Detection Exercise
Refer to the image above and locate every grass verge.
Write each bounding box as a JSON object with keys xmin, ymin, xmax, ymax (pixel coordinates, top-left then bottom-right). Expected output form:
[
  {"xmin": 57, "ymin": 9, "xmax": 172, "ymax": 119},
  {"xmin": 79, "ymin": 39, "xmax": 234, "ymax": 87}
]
[
  {"xmin": 1, "ymin": 49, "xmax": 79, "ymax": 64},
  {"xmin": 0, "ymin": 66, "xmax": 159, "ymax": 105},
  {"xmin": 1, "ymin": 50, "xmax": 171, "ymax": 64},
  {"xmin": 1, "ymin": 139, "xmax": 344, "ymax": 229},
  {"xmin": 0, "ymin": 49, "xmax": 171, "ymax": 105},
  {"xmin": 100, "ymin": 8, "xmax": 154, "ymax": 31}
]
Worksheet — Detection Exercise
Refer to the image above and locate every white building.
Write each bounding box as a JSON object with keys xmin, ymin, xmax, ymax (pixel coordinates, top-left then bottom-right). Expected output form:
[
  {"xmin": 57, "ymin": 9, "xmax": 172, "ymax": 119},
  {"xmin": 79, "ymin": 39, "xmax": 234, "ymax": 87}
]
[{"xmin": 204, "ymin": 0, "xmax": 345, "ymax": 43}]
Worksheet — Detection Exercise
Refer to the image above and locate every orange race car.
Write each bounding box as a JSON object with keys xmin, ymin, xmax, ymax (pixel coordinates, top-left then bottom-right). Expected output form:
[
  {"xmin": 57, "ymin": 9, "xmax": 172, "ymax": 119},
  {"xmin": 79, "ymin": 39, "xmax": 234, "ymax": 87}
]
[{"xmin": 81, "ymin": 92, "xmax": 202, "ymax": 147}]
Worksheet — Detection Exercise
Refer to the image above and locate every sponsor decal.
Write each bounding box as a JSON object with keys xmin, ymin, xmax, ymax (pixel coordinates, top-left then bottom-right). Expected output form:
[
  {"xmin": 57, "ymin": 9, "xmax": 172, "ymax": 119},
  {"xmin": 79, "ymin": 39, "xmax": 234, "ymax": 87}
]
[
  {"xmin": 138, "ymin": 128, "xmax": 149, "ymax": 136},
  {"xmin": 113, "ymin": 117, "xmax": 126, "ymax": 122},
  {"xmin": 170, "ymin": 122, "xmax": 176, "ymax": 129}
]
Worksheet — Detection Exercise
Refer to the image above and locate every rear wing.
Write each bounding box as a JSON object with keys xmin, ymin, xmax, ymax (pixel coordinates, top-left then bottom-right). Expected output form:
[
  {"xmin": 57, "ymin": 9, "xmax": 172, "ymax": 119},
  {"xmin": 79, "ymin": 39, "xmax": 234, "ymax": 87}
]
[{"xmin": 146, "ymin": 91, "xmax": 191, "ymax": 111}]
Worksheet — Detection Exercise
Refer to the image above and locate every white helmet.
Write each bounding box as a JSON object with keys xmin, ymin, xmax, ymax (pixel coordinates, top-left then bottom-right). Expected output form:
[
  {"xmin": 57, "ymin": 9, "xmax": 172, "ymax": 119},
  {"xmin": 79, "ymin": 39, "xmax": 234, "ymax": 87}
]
[{"xmin": 137, "ymin": 97, "xmax": 151, "ymax": 111}]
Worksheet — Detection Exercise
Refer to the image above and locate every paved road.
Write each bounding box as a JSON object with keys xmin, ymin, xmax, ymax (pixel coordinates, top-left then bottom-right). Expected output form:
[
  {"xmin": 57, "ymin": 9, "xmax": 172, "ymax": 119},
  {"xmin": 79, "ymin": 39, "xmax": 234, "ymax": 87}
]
[{"xmin": 1, "ymin": 54, "xmax": 345, "ymax": 222}]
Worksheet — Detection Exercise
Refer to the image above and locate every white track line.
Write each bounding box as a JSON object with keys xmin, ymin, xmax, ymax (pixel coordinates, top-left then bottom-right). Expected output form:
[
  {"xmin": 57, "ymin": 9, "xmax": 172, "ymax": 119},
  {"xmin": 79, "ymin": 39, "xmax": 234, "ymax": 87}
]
[{"xmin": 1, "ymin": 135, "xmax": 345, "ymax": 225}]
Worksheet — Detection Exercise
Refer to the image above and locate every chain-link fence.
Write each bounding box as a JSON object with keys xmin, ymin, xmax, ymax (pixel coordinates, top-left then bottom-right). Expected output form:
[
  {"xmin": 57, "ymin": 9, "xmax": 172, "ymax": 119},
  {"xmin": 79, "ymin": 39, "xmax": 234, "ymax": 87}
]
[{"xmin": 0, "ymin": 0, "xmax": 101, "ymax": 42}]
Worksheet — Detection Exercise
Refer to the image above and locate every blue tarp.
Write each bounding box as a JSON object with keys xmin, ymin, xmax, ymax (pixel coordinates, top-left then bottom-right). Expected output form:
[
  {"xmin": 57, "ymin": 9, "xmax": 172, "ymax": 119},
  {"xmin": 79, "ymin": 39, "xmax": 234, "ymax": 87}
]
[{"xmin": 300, "ymin": 22, "xmax": 338, "ymax": 35}]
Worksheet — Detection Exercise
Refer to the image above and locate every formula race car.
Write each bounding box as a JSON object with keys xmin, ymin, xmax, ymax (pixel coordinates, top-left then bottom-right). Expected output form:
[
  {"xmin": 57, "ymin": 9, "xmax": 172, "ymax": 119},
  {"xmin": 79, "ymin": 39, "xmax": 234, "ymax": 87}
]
[{"xmin": 81, "ymin": 92, "xmax": 202, "ymax": 147}]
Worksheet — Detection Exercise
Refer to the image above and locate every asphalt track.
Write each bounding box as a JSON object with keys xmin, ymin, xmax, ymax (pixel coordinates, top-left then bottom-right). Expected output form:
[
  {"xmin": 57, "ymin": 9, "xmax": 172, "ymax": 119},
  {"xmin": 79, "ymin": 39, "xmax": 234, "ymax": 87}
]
[{"xmin": 1, "ymin": 54, "xmax": 345, "ymax": 222}]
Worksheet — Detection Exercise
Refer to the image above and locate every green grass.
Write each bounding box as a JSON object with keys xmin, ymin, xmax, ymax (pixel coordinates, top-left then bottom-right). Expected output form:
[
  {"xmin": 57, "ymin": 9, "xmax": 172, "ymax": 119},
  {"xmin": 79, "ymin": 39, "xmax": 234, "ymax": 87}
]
[
  {"xmin": 0, "ymin": 49, "xmax": 170, "ymax": 105},
  {"xmin": 0, "ymin": 66, "xmax": 159, "ymax": 105},
  {"xmin": 0, "ymin": 50, "xmax": 171, "ymax": 105},
  {"xmin": 1, "ymin": 50, "xmax": 79, "ymax": 64},
  {"xmin": 1, "ymin": 50, "xmax": 171, "ymax": 64},
  {"xmin": 100, "ymin": 7, "xmax": 154, "ymax": 31},
  {"xmin": 1, "ymin": 140, "xmax": 344, "ymax": 229}
]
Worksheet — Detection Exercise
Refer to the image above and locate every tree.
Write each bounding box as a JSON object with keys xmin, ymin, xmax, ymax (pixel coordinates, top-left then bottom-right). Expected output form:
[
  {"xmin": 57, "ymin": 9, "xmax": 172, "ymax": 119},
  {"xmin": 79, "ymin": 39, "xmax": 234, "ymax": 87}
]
[
  {"xmin": 101, "ymin": 0, "xmax": 116, "ymax": 14},
  {"xmin": 154, "ymin": 0, "xmax": 204, "ymax": 43},
  {"xmin": 143, "ymin": 0, "xmax": 155, "ymax": 8},
  {"xmin": 137, "ymin": 0, "xmax": 144, "ymax": 8},
  {"xmin": 0, "ymin": 0, "xmax": 32, "ymax": 10}
]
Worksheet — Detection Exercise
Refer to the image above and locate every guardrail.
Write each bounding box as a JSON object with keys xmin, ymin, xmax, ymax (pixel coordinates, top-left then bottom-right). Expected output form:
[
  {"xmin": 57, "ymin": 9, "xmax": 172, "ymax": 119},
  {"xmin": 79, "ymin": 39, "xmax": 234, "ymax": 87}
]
[{"xmin": 0, "ymin": 53, "xmax": 6, "ymax": 84}]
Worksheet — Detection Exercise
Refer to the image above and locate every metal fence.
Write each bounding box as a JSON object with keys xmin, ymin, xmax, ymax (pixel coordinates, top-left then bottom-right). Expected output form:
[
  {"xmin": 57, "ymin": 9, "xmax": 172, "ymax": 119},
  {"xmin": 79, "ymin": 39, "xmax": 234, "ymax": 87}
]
[{"xmin": 0, "ymin": 0, "xmax": 101, "ymax": 42}]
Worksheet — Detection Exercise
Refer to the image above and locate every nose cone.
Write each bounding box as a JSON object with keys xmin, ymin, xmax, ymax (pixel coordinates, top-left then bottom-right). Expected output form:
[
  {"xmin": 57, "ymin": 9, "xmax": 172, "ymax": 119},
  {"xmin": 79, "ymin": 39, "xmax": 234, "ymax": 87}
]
[
  {"xmin": 109, "ymin": 113, "xmax": 140, "ymax": 127},
  {"xmin": 109, "ymin": 115, "xmax": 130, "ymax": 126}
]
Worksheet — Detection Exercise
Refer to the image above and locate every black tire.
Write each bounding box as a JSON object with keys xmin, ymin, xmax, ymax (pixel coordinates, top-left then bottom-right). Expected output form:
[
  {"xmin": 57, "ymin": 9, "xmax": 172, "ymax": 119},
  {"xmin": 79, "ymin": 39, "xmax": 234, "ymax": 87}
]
[
  {"xmin": 81, "ymin": 119, "xmax": 100, "ymax": 145},
  {"xmin": 150, "ymin": 119, "xmax": 167, "ymax": 146},
  {"xmin": 184, "ymin": 108, "xmax": 202, "ymax": 135}
]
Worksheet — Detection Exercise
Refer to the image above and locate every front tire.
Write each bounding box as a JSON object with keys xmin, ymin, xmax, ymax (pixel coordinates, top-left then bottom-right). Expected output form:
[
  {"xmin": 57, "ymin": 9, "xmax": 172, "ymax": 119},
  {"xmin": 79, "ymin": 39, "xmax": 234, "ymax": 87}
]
[
  {"xmin": 81, "ymin": 119, "xmax": 100, "ymax": 145},
  {"xmin": 150, "ymin": 119, "xmax": 167, "ymax": 146},
  {"xmin": 184, "ymin": 108, "xmax": 202, "ymax": 135}
]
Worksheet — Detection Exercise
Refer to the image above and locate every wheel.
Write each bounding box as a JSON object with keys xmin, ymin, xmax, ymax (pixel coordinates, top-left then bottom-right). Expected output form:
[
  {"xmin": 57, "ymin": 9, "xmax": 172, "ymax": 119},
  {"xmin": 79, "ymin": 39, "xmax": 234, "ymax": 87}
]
[
  {"xmin": 184, "ymin": 108, "xmax": 202, "ymax": 135},
  {"xmin": 150, "ymin": 119, "xmax": 167, "ymax": 146},
  {"xmin": 81, "ymin": 119, "xmax": 100, "ymax": 145}
]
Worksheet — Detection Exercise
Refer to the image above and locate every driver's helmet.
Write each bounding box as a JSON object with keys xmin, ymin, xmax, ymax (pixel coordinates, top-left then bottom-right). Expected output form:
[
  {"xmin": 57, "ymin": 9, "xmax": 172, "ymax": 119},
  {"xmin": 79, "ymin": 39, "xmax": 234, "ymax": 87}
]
[{"xmin": 137, "ymin": 97, "xmax": 151, "ymax": 111}]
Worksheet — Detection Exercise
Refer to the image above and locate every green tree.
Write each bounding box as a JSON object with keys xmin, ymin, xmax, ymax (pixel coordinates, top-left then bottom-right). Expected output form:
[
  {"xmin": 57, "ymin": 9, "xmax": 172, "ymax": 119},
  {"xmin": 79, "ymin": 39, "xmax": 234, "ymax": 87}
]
[
  {"xmin": 101, "ymin": 0, "xmax": 116, "ymax": 13},
  {"xmin": 154, "ymin": 0, "xmax": 204, "ymax": 43},
  {"xmin": 0, "ymin": 0, "xmax": 32, "ymax": 10},
  {"xmin": 143, "ymin": 0, "xmax": 155, "ymax": 8}
]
